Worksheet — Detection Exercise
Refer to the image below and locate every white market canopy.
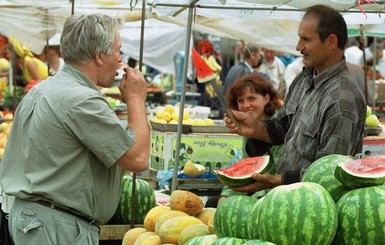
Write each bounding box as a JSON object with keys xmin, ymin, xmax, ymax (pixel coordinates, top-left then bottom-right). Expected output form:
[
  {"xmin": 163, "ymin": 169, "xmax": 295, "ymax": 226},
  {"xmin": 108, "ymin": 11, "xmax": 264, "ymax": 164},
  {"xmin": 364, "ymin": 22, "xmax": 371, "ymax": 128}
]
[{"xmin": 1, "ymin": 0, "xmax": 385, "ymax": 73}]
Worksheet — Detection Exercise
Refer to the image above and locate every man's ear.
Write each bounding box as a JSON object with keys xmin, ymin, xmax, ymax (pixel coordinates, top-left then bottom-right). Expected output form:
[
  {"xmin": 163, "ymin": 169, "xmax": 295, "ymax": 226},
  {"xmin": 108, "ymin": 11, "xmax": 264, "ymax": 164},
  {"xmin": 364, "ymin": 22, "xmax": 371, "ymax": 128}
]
[
  {"xmin": 95, "ymin": 51, "xmax": 103, "ymax": 65},
  {"xmin": 327, "ymin": 34, "xmax": 338, "ymax": 49}
]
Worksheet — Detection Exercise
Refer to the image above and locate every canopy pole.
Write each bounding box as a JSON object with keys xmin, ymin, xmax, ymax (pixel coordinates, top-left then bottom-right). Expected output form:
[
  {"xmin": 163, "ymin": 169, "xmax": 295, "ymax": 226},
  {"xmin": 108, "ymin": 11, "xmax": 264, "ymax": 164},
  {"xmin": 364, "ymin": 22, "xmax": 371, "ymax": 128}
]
[
  {"xmin": 171, "ymin": 0, "xmax": 198, "ymax": 193},
  {"xmin": 129, "ymin": 0, "xmax": 147, "ymax": 230}
]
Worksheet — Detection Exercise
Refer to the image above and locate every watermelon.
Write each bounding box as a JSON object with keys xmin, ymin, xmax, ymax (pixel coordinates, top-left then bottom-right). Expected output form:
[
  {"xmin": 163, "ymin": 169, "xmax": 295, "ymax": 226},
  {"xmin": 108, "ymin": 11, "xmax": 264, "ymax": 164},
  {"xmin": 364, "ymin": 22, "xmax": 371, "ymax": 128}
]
[
  {"xmin": 243, "ymin": 239, "xmax": 276, "ymax": 245},
  {"xmin": 247, "ymin": 196, "xmax": 265, "ymax": 239},
  {"xmin": 335, "ymin": 185, "xmax": 385, "ymax": 245},
  {"xmin": 334, "ymin": 155, "xmax": 385, "ymax": 188},
  {"xmin": 115, "ymin": 175, "xmax": 156, "ymax": 224},
  {"xmin": 211, "ymin": 237, "xmax": 248, "ymax": 245},
  {"xmin": 258, "ymin": 182, "xmax": 337, "ymax": 245},
  {"xmin": 301, "ymin": 154, "xmax": 353, "ymax": 202},
  {"xmin": 185, "ymin": 234, "xmax": 218, "ymax": 245},
  {"xmin": 214, "ymin": 195, "xmax": 256, "ymax": 239},
  {"xmin": 191, "ymin": 47, "xmax": 217, "ymax": 83},
  {"xmin": 213, "ymin": 156, "xmax": 271, "ymax": 187}
]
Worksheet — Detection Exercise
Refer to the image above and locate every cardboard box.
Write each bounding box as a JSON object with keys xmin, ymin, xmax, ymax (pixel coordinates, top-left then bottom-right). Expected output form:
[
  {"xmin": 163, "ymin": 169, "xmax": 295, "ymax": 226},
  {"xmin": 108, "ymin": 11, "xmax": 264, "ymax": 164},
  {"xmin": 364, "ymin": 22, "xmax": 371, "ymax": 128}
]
[{"xmin": 150, "ymin": 130, "xmax": 244, "ymax": 173}]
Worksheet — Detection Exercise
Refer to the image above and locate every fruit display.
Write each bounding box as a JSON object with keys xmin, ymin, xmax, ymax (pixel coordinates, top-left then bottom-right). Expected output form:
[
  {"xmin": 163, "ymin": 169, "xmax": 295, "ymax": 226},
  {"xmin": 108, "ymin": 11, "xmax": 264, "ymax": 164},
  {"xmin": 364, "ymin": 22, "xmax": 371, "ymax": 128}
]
[
  {"xmin": 257, "ymin": 182, "xmax": 338, "ymax": 245},
  {"xmin": 151, "ymin": 104, "xmax": 214, "ymax": 126},
  {"xmin": 0, "ymin": 112, "xmax": 13, "ymax": 158},
  {"xmin": 183, "ymin": 160, "xmax": 206, "ymax": 177},
  {"xmin": 335, "ymin": 185, "xmax": 385, "ymax": 245},
  {"xmin": 301, "ymin": 154, "xmax": 353, "ymax": 202},
  {"xmin": 214, "ymin": 195, "xmax": 257, "ymax": 239},
  {"xmin": 0, "ymin": 58, "xmax": 10, "ymax": 72},
  {"xmin": 213, "ymin": 156, "xmax": 271, "ymax": 187},
  {"xmin": 122, "ymin": 190, "xmax": 218, "ymax": 245},
  {"xmin": 365, "ymin": 105, "xmax": 380, "ymax": 128},
  {"xmin": 334, "ymin": 155, "xmax": 385, "ymax": 188},
  {"xmin": 115, "ymin": 175, "xmax": 156, "ymax": 224}
]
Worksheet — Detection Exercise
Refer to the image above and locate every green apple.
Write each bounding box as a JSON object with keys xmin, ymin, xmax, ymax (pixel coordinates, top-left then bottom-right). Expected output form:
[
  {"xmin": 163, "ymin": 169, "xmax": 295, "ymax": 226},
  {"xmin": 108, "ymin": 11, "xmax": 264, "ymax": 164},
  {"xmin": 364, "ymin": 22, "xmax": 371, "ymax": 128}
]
[
  {"xmin": 365, "ymin": 114, "xmax": 380, "ymax": 128},
  {"xmin": 366, "ymin": 105, "xmax": 372, "ymax": 118}
]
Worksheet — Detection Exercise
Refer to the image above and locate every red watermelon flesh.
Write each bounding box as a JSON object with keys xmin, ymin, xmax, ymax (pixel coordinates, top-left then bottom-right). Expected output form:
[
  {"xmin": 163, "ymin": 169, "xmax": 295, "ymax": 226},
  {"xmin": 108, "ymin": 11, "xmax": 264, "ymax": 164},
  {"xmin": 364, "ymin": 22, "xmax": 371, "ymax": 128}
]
[
  {"xmin": 214, "ymin": 156, "xmax": 271, "ymax": 187},
  {"xmin": 191, "ymin": 48, "xmax": 217, "ymax": 83},
  {"xmin": 335, "ymin": 155, "xmax": 385, "ymax": 188}
]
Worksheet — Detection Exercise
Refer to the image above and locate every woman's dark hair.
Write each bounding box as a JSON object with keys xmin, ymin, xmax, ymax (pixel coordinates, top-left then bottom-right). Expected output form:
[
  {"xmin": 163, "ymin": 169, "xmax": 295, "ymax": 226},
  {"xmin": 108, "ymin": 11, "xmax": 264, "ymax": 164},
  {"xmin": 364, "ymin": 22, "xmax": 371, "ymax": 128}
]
[{"xmin": 225, "ymin": 73, "xmax": 282, "ymax": 117}]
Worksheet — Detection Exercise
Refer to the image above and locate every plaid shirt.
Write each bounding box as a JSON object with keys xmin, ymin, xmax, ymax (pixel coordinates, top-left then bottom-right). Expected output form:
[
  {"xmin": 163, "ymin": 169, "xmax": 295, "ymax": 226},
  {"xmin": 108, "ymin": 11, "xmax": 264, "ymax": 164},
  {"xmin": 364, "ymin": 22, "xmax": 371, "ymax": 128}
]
[{"xmin": 262, "ymin": 58, "xmax": 366, "ymax": 183}]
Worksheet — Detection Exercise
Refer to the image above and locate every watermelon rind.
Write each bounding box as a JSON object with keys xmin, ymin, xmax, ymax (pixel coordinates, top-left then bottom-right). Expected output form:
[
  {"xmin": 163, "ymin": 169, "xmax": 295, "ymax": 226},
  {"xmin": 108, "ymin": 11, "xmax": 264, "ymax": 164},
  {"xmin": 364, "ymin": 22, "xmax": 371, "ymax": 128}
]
[
  {"xmin": 115, "ymin": 175, "xmax": 156, "ymax": 224},
  {"xmin": 211, "ymin": 237, "xmax": 248, "ymax": 245},
  {"xmin": 213, "ymin": 156, "xmax": 270, "ymax": 187},
  {"xmin": 243, "ymin": 239, "xmax": 276, "ymax": 245},
  {"xmin": 335, "ymin": 185, "xmax": 385, "ymax": 245},
  {"xmin": 258, "ymin": 182, "xmax": 338, "ymax": 245},
  {"xmin": 301, "ymin": 154, "xmax": 353, "ymax": 202},
  {"xmin": 214, "ymin": 195, "xmax": 256, "ymax": 239},
  {"xmin": 334, "ymin": 155, "xmax": 385, "ymax": 189},
  {"xmin": 185, "ymin": 234, "xmax": 218, "ymax": 245}
]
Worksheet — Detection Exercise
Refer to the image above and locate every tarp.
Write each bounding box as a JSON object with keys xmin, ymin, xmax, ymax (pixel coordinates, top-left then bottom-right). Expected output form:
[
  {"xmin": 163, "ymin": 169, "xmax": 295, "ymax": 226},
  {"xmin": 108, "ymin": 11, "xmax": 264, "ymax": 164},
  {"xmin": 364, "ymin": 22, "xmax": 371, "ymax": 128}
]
[{"xmin": 1, "ymin": 0, "xmax": 385, "ymax": 73}]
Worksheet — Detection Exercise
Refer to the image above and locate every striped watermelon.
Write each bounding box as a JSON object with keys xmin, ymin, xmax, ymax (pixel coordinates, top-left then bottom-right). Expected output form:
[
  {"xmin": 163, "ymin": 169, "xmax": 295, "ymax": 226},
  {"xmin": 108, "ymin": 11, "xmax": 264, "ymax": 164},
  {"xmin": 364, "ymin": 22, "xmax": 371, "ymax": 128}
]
[
  {"xmin": 335, "ymin": 185, "xmax": 385, "ymax": 245},
  {"xmin": 214, "ymin": 195, "xmax": 256, "ymax": 239},
  {"xmin": 258, "ymin": 182, "xmax": 337, "ymax": 245},
  {"xmin": 334, "ymin": 155, "xmax": 385, "ymax": 188},
  {"xmin": 301, "ymin": 154, "xmax": 353, "ymax": 202},
  {"xmin": 247, "ymin": 196, "xmax": 265, "ymax": 239},
  {"xmin": 185, "ymin": 234, "xmax": 218, "ymax": 245},
  {"xmin": 211, "ymin": 237, "xmax": 248, "ymax": 245},
  {"xmin": 115, "ymin": 175, "xmax": 156, "ymax": 224},
  {"xmin": 214, "ymin": 156, "xmax": 271, "ymax": 187},
  {"xmin": 243, "ymin": 239, "xmax": 276, "ymax": 245}
]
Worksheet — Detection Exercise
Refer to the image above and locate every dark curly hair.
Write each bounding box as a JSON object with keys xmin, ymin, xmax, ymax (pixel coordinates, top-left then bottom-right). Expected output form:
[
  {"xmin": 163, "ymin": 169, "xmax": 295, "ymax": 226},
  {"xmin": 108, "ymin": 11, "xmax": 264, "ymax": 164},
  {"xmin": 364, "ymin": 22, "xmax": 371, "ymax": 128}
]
[{"xmin": 225, "ymin": 73, "xmax": 282, "ymax": 117}]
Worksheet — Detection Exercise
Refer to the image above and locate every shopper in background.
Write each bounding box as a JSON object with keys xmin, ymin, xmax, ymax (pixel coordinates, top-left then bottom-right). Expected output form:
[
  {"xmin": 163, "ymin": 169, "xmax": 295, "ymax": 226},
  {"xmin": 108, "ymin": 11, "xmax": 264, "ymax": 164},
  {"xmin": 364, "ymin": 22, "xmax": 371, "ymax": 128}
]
[
  {"xmin": 258, "ymin": 48, "xmax": 287, "ymax": 98},
  {"xmin": 0, "ymin": 13, "xmax": 150, "ymax": 244},
  {"xmin": 40, "ymin": 34, "xmax": 65, "ymax": 76},
  {"xmin": 225, "ymin": 4, "xmax": 366, "ymax": 194},
  {"xmin": 4, "ymin": 38, "xmax": 48, "ymax": 84},
  {"xmin": 218, "ymin": 73, "xmax": 284, "ymax": 206},
  {"xmin": 222, "ymin": 43, "xmax": 263, "ymax": 94}
]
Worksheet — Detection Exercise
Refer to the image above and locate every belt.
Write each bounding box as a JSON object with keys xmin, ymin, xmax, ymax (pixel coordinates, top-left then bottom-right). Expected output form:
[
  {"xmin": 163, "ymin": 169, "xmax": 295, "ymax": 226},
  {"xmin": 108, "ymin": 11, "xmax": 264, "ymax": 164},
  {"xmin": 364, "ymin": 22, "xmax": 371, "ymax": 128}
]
[{"xmin": 36, "ymin": 200, "xmax": 100, "ymax": 227}]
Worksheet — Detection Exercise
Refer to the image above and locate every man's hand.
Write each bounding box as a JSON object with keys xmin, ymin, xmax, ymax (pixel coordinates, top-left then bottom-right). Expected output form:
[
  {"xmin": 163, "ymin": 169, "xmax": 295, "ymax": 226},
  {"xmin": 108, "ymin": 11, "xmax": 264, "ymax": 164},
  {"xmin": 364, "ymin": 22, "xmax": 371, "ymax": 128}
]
[
  {"xmin": 230, "ymin": 173, "xmax": 282, "ymax": 193},
  {"xmin": 120, "ymin": 67, "xmax": 147, "ymax": 104}
]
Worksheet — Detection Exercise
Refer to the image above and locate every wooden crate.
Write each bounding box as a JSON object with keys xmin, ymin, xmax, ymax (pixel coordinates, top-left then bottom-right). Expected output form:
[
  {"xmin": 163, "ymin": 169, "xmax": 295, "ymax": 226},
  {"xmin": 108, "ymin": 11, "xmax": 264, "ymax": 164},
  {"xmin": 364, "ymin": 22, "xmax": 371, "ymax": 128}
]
[{"xmin": 99, "ymin": 224, "xmax": 144, "ymax": 240}]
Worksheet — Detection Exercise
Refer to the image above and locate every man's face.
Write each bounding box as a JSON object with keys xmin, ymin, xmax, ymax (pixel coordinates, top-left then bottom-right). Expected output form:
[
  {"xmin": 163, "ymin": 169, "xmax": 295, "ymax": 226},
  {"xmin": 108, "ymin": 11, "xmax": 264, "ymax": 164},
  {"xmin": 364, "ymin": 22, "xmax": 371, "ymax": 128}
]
[
  {"xmin": 249, "ymin": 51, "xmax": 261, "ymax": 68},
  {"xmin": 98, "ymin": 32, "xmax": 123, "ymax": 87},
  {"xmin": 296, "ymin": 16, "xmax": 331, "ymax": 73}
]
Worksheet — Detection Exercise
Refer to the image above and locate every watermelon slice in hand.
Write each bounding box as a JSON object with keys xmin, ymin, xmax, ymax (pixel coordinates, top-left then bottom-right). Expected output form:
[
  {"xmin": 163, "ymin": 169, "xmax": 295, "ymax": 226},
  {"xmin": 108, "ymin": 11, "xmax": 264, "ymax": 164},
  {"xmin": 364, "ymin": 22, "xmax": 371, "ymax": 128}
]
[
  {"xmin": 335, "ymin": 155, "xmax": 385, "ymax": 188},
  {"xmin": 191, "ymin": 48, "xmax": 217, "ymax": 83},
  {"xmin": 214, "ymin": 156, "xmax": 271, "ymax": 187}
]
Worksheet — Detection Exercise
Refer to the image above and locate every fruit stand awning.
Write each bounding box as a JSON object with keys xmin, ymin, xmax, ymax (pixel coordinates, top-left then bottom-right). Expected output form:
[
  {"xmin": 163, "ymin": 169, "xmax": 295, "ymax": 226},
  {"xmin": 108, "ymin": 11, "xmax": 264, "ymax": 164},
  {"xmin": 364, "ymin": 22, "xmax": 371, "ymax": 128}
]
[{"xmin": 1, "ymin": 0, "xmax": 385, "ymax": 72}]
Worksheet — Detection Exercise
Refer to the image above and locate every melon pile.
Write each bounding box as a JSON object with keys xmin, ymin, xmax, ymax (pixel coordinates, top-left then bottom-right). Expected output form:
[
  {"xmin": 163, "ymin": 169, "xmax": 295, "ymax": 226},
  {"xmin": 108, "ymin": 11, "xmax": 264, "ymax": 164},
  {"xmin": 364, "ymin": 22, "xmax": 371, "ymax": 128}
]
[
  {"xmin": 122, "ymin": 190, "xmax": 217, "ymax": 245},
  {"xmin": 119, "ymin": 154, "xmax": 385, "ymax": 245}
]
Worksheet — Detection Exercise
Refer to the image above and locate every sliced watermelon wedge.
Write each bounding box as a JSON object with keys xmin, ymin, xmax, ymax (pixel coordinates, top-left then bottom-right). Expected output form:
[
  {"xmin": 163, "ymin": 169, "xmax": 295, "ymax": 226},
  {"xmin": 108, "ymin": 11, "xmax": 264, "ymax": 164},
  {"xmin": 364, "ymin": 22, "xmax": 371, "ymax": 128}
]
[
  {"xmin": 214, "ymin": 156, "xmax": 271, "ymax": 187},
  {"xmin": 334, "ymin": 155, "xmax": 385, "ymax": 188},
  {"xmin": 191, "ymin": 48, "xmax": 217, "ymax": 83}
]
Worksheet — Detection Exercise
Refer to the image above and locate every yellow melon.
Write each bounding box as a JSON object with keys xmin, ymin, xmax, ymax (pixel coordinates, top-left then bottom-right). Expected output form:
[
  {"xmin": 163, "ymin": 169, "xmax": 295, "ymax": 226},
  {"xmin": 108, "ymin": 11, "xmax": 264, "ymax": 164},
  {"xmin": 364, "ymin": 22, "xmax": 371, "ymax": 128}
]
[
  {"xmin": 178, "ymin": 223, "xmax": 210, "ymax": 245},
  {"xmin": 144, "ymin": 205, "xmax": 170, "ymax": 232},
  {"xmin": 134, "ymin": 233, "xmax": 161, "ymax": 245},
  {"xmin": 133, "ymin": 231, "xmax": 155, "ymax": 245},
  {"xmin": 195, "ymin": 207, "xmax": 216, "ymax": 225},
  {"xmin": 154, "ymin": 210, "xmax": 189, "ymax": 235},
  {"xmin": 207, "ymin": 216, "xmax": 215, "ymax": 234},
  {"xmin": 122, "ymin": 227, "xmax": 147, "ymax": 245},
  {"xmin": 158, "ymin": 216, "xmax": 203, "ymax": 244},
  {"xmin": 169, "ymin": 190, "xmax": 204, "ymax": 216}
]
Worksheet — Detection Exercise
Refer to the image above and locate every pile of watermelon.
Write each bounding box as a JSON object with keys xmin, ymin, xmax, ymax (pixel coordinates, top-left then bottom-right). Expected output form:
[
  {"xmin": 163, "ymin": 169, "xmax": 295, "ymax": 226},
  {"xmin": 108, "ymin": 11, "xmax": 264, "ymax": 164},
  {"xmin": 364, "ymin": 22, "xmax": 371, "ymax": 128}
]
[{"xmin": 203, "ymin": 154, "xmax": 385, "ymax": 245}]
